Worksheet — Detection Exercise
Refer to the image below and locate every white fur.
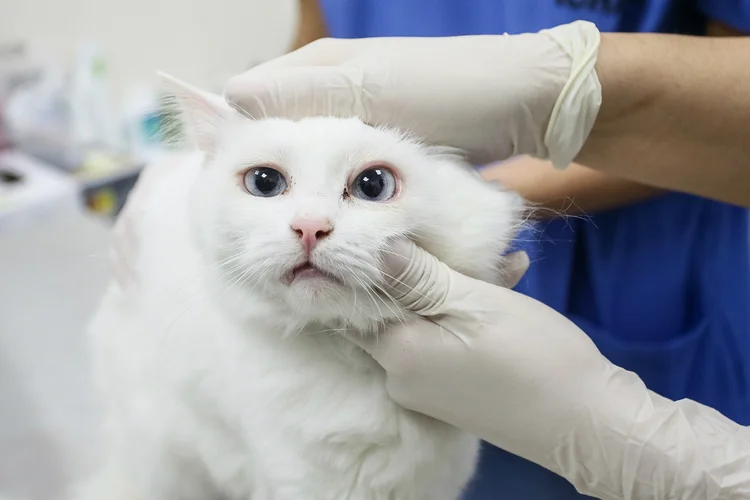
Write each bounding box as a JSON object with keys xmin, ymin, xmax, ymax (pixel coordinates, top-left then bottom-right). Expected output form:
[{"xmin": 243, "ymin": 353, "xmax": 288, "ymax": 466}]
[{"xmin": 76, "ymin": 76, "xmax": 524, "ymax": 500}]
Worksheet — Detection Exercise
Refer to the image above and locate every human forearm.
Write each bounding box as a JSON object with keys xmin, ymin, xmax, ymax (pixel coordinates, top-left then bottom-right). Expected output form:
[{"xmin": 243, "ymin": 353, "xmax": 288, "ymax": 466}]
[
  {"xmin": 353, "ymin": 241, "xmax": 750, "ymax": 500},
  {"xmin": 553, "ymin": 371, "xmax": 750, "ymax": 499},
  {"xmin": 579, "ymin": 33, "xmax": 750, "ymax": 207},
  {"xmin": 562, "ymin": 370, "xmax": 750, "ymax": 500},
  {"xmin": 228, "ymin": 21, "xmax": 750, "ymax": 206},
  {"xmin": 482, "ymin": 157, "xmax": 662, "ymax": 217},
  {"xmin": 290, "ymin": 0, "xmax": 328, "ymax": 51}
]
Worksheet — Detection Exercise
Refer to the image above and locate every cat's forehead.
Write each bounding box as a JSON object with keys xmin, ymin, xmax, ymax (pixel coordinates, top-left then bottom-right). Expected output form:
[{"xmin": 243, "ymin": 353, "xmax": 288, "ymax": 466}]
[{"xmin": 221, "ymin": 117, "xmax": 417, "ymax": 175}]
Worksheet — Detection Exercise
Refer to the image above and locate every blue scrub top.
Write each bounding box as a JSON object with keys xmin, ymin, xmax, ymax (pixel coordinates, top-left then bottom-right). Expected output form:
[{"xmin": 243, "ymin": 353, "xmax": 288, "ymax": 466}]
[{"xmin": 319, "ymin": 1, "xmax": 750, "ymax": 498}]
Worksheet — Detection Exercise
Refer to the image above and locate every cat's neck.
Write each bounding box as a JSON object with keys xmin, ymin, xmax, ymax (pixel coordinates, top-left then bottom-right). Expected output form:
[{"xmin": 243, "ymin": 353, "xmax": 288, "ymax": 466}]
[{"xmin": 229, "ymin": 299, "xmax": 380, "ymax": 372}]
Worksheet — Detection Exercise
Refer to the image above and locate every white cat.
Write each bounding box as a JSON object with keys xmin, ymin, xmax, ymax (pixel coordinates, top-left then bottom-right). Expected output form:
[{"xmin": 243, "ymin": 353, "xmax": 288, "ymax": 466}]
[{"xmin": 76, "ymin": 74, "xmax": 525, "ymax": 500}]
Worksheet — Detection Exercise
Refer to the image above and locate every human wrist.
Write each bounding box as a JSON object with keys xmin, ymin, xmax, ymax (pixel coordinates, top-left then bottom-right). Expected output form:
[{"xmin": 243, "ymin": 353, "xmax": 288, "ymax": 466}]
[
  {"xmin": 577, "ymin": 33, "xmax": 750, "ymax": 205},
  {"xmin": 560, "ymin": 365, "xmax": 653, "ymax": 497},
  {"xmin": 540, "ymin": 20, "xmax": 602, "ymax": 169},
  {"xmin": 577, "ymin": 32, "xmax": 668, "ymax": 168},
  {"xmin": 554, "ymin": 363, "xmax": 703, "ymax": 499},
  {"xmin": 589, "ymin": 33, "xmax": 653, "ymax": 127},
  {"xmin": 548, "ymin": 362, "xmax": 750, "ymax": 499}
]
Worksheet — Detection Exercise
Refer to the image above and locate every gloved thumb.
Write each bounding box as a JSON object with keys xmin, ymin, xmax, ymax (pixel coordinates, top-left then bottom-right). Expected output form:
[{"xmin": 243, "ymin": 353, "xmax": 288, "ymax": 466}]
[
  {"xmin": 379, "ymin": 239, "xmax": 457, "ymax": 317},
  {"xmin": 380, "ymin": 239, "xmax": 530, "ymax": 315},
  {"xmin": 347, "ymin": 240, "xmax": 527, "ymax": 359},
  {"xmin": 342, "ymin": 239, "xmax": 456, "ymax": 358},
  {"xmin": 225, "ymin": 65, "xmax": 370, "ymax": 122}
]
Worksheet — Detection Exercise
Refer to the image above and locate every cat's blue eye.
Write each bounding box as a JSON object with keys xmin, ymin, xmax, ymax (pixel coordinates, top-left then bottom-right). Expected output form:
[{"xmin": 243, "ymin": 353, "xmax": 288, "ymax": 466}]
[
  {"xmin": 243, "ymin": 167, "xmax": 287, "ymax": 197},
  {"xmin": 350, "ymin": 167, "xmax": 397, "ymax": 202}
]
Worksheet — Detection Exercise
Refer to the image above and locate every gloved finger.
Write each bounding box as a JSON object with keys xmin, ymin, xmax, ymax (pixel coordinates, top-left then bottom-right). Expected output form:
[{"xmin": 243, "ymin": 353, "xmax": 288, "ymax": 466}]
[
  {"xmin": 500, "ymin": 250, "xmax": 530, "ymax": 289},
  {"xmin": 225, "ymin": 65, "xmax": 370, "ymax": 121},
  {"xmin": 380, "ymin": 239, "xmax": 469, "ymax": 317},
  {"xmin": 342, "ymin": 318, "xmax": 448, "ymax": 372},
  {"xmin": 381, "ymin": 239, "xmax": 515, "ymax": 317},
  {"xmin": 241, "ymin": 38, "xmax": 349, "ymax": 72}
]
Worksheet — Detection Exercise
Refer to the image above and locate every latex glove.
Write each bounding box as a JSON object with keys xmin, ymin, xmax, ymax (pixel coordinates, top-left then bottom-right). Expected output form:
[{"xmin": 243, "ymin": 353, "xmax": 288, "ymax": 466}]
[
  {"xmin": 225, "ymin": 20, "xmax": 602, "ymax": 168},
  {"xmin": 354, "ymin": 240, "xmax": 750, "ymax": 500}
]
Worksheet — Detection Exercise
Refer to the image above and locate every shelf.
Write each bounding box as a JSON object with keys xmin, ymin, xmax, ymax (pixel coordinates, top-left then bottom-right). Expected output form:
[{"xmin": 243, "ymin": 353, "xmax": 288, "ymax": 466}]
[{"xmin": 75, "ymin": 161, "xmax": 143, "ymax": 191}]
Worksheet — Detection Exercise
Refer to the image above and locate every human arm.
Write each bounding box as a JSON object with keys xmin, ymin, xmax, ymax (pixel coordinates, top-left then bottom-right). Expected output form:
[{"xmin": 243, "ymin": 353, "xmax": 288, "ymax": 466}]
[
  {"xmin": 481, "ymin": 158, "xmax": 662, "ymax": 216},
  {"xmin": 288, "ymin": 3, "xmax": 651, "ymax": 217},
  {"xmin": 352, "ymin": 240, "xmax": 750, "ymax": 500},
  {"xmin": 225, "ymin": 21, "xmax": 750, "ymax": 207},
  {"xmin": 290, "ymin": 0, "xmax": 328, "ymax": 51},
  {"xmin": 287, "ymin": 1, "xmax": 662, "ymax": 217},
  {"xmin": 490, "ymin": 19, "xmax": 742, "ymax": 216},
  {"xmin": 580, "ymin": 26, "xmax": 750, "ymax": 207}
]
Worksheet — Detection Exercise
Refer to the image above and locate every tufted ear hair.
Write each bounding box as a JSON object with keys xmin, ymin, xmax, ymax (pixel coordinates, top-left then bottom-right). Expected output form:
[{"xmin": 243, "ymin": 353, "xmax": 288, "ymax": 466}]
[{"xmin": 158, "ymin": 72, "xmax": 232, "ymax": 158}]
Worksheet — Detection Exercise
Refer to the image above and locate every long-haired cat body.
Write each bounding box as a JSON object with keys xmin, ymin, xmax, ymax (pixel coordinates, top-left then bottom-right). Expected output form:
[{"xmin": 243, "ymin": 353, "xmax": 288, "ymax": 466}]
[{"xmin": 76, "ymin": 74, "xmax": 525, "ymax": 500}]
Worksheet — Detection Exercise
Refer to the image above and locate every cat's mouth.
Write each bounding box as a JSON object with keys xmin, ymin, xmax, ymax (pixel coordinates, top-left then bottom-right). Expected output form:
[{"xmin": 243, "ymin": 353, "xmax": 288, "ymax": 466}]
[{"xmin": 283, "ymin": 261, "xmax": 342, "ymax": 285}]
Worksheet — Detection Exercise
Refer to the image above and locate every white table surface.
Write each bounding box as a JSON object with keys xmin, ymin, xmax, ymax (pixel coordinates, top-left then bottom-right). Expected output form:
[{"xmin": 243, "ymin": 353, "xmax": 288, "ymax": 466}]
[{"xmin": 0, "ymin": 208, "xmax": 112, "ymax": 500}]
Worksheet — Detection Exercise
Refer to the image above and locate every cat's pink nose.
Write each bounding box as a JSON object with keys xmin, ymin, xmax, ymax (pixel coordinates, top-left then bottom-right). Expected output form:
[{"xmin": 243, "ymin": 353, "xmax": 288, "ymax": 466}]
[{"xmin": 291, "ymin": 218, "xmax": 333, "ymax": 255}]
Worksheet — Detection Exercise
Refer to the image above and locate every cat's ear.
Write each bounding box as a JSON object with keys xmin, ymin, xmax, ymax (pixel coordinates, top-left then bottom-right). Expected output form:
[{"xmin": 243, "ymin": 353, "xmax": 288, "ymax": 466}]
[{"xmin": 157, "ymin": 72, "xmax": 232, "ymax": 157}]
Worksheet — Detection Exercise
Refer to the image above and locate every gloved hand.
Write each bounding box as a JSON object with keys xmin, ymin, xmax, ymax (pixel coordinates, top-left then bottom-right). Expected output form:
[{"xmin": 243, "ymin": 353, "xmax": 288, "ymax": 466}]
[
  {"xmin": 353, "ymin": 240, "xmax": 750, "ymax": 500},
  {"xmin": 225, "ymin": 20, "xmax": 602, "ymax": 168}
]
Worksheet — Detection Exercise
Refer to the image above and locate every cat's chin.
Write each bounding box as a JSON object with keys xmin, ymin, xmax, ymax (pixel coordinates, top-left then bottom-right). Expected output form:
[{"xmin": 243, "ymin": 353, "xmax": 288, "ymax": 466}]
[
  {"xmin": 279, "ymin": 282, "xmax": 406, "ymax": 333},
  {"xmin": 214, "ymin": 272, "xmax": 405, "ymax": 334},
  {"xmin": 284, "ymin": 273, "xmax": 349, "ymax": 302}
]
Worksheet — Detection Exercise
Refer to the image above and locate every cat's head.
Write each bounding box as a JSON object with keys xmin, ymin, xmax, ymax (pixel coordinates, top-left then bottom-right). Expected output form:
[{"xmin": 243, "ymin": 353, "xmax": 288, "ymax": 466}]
[{"xmin": 161, "ymin": 73, "xmax": 526, "ymax": 333}]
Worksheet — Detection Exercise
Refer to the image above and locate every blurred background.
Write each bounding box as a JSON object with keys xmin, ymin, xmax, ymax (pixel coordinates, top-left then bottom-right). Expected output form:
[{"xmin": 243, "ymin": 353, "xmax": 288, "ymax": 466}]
[
  {"xmin": 0, "ymin": 0, "xmax": 295, "ymax": 221},
  {"xmin": 0, "ymin": 1, "xmax": 294, "ymax": 498},
  {"xmin": 2, "ymin": 0, "xmax": 749, "ymax": 499}
]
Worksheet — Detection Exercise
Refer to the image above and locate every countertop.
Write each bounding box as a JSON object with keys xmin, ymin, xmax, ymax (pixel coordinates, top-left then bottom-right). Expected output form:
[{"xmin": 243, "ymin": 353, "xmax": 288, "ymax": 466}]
[{"xmin": 0, "ymin": 208, "xmax": 111, "ymax": 499}]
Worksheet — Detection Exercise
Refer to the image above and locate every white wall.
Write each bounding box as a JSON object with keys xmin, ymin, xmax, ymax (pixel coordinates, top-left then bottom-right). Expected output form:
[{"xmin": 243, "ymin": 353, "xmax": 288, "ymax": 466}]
[{"xmin": 0, "ymin": 0, "xmax": 297, "ymax": 102}]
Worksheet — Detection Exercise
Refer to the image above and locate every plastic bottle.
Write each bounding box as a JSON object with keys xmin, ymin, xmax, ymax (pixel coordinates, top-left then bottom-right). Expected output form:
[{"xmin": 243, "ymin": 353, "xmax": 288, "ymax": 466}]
[
  {"xmin": 122, "ymin": 83, "xmax": 164, "ymax": 163},
  {"xmin": 69, "ymin": 41, "xmax": 122, "ymax": 151}
]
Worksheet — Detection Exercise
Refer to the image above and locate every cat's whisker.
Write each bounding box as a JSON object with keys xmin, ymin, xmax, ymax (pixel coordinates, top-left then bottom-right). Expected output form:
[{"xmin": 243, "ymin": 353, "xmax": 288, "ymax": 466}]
[
  {"xmin": 339, "ymin": 254, "xmax": 410, "ymax": 325},
  {"xmin": 346, "ymin": 254, "xmax": 433, "ymax": 304},
  {"xmin": 313, "ymin": 327, "xmax": 351, "ymax": 335},
  {"xmin": 157, "ymin": 260, "xmax": 266, "ymax": 350},
  {"xmin": 349, "ymin": 272, "xmax": 385, "ymax": 321},
  {"xmin": 345, "ymin": 280, "xmax": 359, "ymax": 325},
  {"xmin": 213, "ymin": 261, "xmax": 251, "ymax": 281},
  {"xmin": 214, "ymin": 253, "xmax": 246, "ymax": 267},
  {"xmin": 354, "ymin": 270, "xmax": 407, "ymax": 326},
  {"xmin": 151, "ymin": 262, "xmax": 222, "ymax": 331},
  {"xmin": 155, "ymin": 251, "xmax": 271, "ymax": 355},
  {"xmin": 156, "ymin": 285, "xmax": 213, "ymax": 359},
  {"xmin": 245, "ymin": 265, "xmax": 274, "ymax": 297},
  {"xmin": 156, "ymin": 264, "xmax": 259, "ymax": 355},
  {"xmin": 216, "ymin": 261, "xmax": 266, "ymax": 299},
  {"xmin": 90, "ymin": 74, "xmax": 519, "ymax": 499},
  {"xmin": 290, "ymin": 325, "xmax": 306, "ymax": 341}
]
